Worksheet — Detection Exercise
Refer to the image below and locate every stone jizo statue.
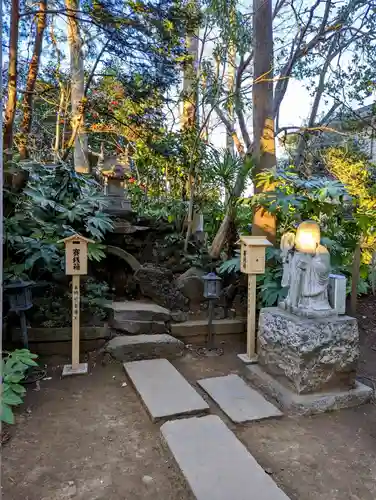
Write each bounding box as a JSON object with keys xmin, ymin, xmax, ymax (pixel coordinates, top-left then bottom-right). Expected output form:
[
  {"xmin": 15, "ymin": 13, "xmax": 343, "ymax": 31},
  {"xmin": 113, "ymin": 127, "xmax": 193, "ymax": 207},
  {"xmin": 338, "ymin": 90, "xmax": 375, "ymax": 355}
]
[{"xmin": 279, "ymin": 221, "xmax": 336, "ymax": 318}]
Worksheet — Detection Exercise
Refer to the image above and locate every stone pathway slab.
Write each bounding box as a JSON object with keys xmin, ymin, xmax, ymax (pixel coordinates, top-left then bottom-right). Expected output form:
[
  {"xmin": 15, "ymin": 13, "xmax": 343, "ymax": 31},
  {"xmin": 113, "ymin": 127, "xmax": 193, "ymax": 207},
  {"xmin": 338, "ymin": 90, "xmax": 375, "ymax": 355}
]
[
  {"xmin": 171, "ymin": 318, "xmax": 245, "ymax": 337},
  {"xmin": 198, "ymin": 374, "xmax": 282, "ymax": 423},
  {"xmin": 108, "ymin": 301, "xmax": 171, "ymax": 321},
  {"xmin": 123, "ymin": 359, "xmax": 209, "ymax": 422},
  {"xmin": 161, "ymin": 415, "xmax": 291, "ymax": 500},
  {"xmin": 106, "ymin": 334, "xmax": 184, "ymax": 361}
]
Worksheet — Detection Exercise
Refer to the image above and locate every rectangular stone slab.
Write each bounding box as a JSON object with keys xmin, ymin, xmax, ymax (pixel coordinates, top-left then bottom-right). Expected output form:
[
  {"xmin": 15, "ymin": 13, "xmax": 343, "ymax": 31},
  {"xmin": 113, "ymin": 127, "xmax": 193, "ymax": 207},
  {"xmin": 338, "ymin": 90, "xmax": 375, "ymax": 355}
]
[
  {"xmin": 197, "ymin": 374, "xmax": 282, "ymax": 423},
  {"xmin": 245, "ymin": 363, "xmax": 373, "ymax": 416},
  {"xmin": 161, "ymin": 415, "xmax": 291, "ymax": 500},
  {"xmin": 123, "ymin": 359, "xmax": 209, "ymax": 422}
]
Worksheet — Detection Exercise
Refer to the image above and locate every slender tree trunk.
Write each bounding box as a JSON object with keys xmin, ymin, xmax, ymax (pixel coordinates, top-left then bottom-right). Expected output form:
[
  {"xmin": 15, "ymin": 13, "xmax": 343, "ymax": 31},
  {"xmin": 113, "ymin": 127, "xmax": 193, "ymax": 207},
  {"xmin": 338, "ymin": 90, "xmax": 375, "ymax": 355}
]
[
  {"xmin": 350, "ymin": 242, "xmax": 361, "ymax": 316},
  {"xmin": 226, "ymin": 42, "xmax": 236, "ymax": 154},
  {"xmin": 209, "ymin": 153, "xmax": 252, "ymax": 258},
  {"xmin": 54, "ymin": 85, "xmax": 66, "ymax": 160},
  {"xmin": 65, "ymin": 0, "xmax": 89, "ymax": 172},
  {"xmin": 19, "ymin": 0, "xmax": 47, "ymax": 159},
  {"xmin": 3, "ymin": 0, "xmax": 19, "ymax": 155},
  {"xmin": 181, "ymin": 21, "xmax": 199, "ymax": 130},
  {"xmin": 182, "ymin": 1, "xmax": 199, "ymax": 252},
  {"xmin": 252, "ymin": 0, "xmax": 276, "ymax": 244},
  {"xmin": 224, "ymin": 23, "xmax": 237, "ymax": 254}
]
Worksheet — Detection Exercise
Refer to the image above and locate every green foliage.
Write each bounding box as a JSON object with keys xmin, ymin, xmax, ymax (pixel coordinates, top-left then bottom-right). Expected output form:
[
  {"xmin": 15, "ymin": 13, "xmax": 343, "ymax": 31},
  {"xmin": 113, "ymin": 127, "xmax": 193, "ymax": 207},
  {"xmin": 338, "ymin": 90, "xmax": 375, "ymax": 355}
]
[
  {"xmin": 252, "ymin": 165, "xmax": 359, "ymax": 255},
  {"xmin": 218, "ymin": 250, "xmax": 241, "ymax": 275},
  {"xmin": 219, "ymin": 247, "xmax": 287, "ymax": 307},
  {"xmin": 1, "ymin": 350, "xmax": 38, "ymax": 424},
  {"xmin": 324, "ymin": 147, "xmax": 376, "ymax": 264},
  {"xmin": 31, "ymin": 279, "xmax": 111, "ymax": 328},
  {"xmin": 4, "ymin": 161, "xmax": 113, "ymax": 281},
  {"xmin": 256, "ymin": 248, "xmax": 287, "ymax": 307},
  {"xmin": 206, "ymin": 149, "xmax": 245, "ymax": 199},
  {"xmin": 220, "ymin": 158, "xmax": 375, "ymax": 307},
  {"xmin": 251, "ymin": 163, "xmax": 376, "ymax": 297}
]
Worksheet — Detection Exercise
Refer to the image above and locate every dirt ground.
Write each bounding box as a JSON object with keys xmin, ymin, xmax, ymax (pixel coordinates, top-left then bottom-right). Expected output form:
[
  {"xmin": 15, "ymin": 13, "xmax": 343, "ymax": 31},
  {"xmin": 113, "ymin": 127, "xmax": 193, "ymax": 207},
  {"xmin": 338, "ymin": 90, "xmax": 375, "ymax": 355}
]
[
  {"xmin": 176, "ymin": 349, "xmax": 376, "ymax": 500},
  {"xmin": 2, "ymin": 296, "xmax": 376, "ymax": 500},
  {"xmin": 1, "ymin": 361, "xmax": 193, "ymax": 500}
]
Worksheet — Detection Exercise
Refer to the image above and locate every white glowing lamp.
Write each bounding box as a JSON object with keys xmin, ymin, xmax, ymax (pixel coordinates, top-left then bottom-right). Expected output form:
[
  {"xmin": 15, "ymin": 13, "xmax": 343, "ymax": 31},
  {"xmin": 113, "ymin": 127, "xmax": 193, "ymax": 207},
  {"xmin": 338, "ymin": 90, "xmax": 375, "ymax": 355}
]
[{"xmin": 295, "ymin": 221, "xmax": 321, "ymax": 254}]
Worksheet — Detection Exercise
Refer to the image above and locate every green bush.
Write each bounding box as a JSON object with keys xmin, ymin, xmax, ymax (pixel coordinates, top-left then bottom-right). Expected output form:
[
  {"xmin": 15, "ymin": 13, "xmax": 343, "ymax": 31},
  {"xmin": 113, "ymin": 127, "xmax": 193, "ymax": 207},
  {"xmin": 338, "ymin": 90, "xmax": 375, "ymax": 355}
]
[
  {"xmin": 1, "ymin": 350, "xmax": 38, "ymax": 424},
  {"xmin": 220, "ymin": 162, "xmax": 375, "ymax": 307},
  {"xmin": 4, "ymin": 161, "xmax": 113, "ymax": 282}
]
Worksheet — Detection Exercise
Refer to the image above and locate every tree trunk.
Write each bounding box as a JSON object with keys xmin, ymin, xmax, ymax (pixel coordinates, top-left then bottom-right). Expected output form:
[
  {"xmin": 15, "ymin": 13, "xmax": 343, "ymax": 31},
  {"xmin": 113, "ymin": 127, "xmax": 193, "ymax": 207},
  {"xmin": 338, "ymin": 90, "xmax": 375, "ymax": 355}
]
[
  {"xmin": 209, "ymin": 154, "xmax": 252, "ymax": 259},
  {"xmin": 3, "ymin": 0, "xmax": 19, "ymax": 156},
  {"xmin": 54, "ymin": 85, "xmax": 66, "ymax": 160},
  {"xmin": 252, "ymin": 0, "xmax": 276, "ymax": 244},
  {"xmin": 182, "ymin": 1, "xmax": 199, "ymax": 252},
  {"xmin": 350, "ymin": 243, "xmax": 361, "ymax": 316},
  {"xmin": 65, "ymin": 0, "xmax": 89, "ymax": 173},
  {"xmin": 225, "ymin": 38, "xmax": 236, "ymax": 154},
  {"xmin": 19, "ymin": 0, "xmax": 47, "ymax": 159},
  {"xmin": 181, "ymin": 16, "xmax": 199, "ymax": 130}
]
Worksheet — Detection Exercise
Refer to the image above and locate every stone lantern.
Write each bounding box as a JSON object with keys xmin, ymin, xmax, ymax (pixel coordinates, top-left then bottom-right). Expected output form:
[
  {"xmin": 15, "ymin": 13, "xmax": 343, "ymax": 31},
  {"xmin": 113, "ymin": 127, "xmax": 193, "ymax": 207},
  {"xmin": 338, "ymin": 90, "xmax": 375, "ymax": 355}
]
[
  {"xmin": 4, "ymin": 280, "xmax": 34, "ymax": 348},
  {"xmin": 101, "ymin": 160, "xmax": 132, "ymax": 216},
  {"xmin": 200, "ymin": 272, "xmax": 222, "ymax": 356}
]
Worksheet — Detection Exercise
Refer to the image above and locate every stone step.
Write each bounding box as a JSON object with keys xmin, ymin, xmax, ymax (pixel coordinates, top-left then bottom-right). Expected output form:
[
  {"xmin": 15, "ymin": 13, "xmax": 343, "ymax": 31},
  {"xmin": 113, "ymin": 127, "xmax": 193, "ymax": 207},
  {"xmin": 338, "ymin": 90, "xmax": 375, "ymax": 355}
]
[
  {"xmin": 124, "ymin": 359, "xmax": 209, "ymax": 422},
  {"xmin": 108, "ymin": 301, "xmax": 171, "ymax": 322},
  {"xmin": 171, "ymin": 319, "xmax": 245, "ymax": 339},
  {"xmin": 105, "ymin": 334, "xmax": 183, "ymax": 361},
  {"xmin": 109, "ymin": 319, "xmax": 167, "ymax": 335},
  {"xmin": 197, "ymin": 374, "xmax": 282, "ymax": 423},
  {"xmin": 161, "ymin": 415, "xmax": 291, "ymax": 500}
]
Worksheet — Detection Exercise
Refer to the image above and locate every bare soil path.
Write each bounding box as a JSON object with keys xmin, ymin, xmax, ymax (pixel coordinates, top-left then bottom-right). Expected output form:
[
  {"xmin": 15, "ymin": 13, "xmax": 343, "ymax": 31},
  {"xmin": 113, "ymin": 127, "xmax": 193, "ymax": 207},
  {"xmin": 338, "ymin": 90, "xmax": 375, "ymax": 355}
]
[
  {"xmin": 1, "ymin": 361, "xmax": 193, "ymax": 500},
  {"xmin": 2, "ymin": 296, "xmax": 376, "ymax": 500}
]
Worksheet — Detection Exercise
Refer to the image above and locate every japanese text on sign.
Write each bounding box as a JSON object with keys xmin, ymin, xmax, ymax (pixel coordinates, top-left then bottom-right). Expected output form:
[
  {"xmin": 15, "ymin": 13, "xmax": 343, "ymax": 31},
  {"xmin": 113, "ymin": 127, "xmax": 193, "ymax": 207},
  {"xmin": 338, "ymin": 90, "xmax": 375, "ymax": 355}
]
[
  {"xmin": 73, "ymin": 283, "xmax": 80, "ymax": 320},
  {"xmin": 72, "ymin": 248, "xmax": 81, "ymax": 271}
]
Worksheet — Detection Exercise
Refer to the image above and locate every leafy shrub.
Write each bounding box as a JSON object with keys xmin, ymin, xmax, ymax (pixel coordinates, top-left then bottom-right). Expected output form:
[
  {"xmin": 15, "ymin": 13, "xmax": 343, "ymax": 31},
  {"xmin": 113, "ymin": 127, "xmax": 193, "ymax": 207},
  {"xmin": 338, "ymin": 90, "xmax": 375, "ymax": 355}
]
[
  {"xmin": 218, "ymin": 250, "xmax": 241, "ymax": 275},
  {"xmin": 30, "ymin": 278, "xmax": 111, "ymax": 327},
  {"xmin": 4, "ymin": 161, "xmax": 113, "ymax": 282},
  {"xmin": 220, "ymin": 160, "xmax": 375, "ymax": 306},
  {"xmin": 1, "ymin": 350, "xmax": 38, "ymax": 424},
  {"xmin": 219, "ymin": 247, "xmax": 287, "ymax": 307}
]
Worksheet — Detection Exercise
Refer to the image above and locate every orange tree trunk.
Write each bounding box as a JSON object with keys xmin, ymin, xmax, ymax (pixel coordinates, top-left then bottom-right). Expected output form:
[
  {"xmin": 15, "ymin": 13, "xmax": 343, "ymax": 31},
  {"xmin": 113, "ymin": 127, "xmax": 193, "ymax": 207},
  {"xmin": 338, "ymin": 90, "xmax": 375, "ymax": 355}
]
[
  {"xmin": 3, "ymin": 0, "xmax": 20, "ymax": 155},
  {"xmin": 65, "ymin": 0, "xmax": 89, "ymax": 172},
  {"xmin": 19, "ymin": 0, "xmax": 47, "ymax": 159},
  {"xmin": 252, "ymin": 0, "xmax": 276, "ymax": 244}
]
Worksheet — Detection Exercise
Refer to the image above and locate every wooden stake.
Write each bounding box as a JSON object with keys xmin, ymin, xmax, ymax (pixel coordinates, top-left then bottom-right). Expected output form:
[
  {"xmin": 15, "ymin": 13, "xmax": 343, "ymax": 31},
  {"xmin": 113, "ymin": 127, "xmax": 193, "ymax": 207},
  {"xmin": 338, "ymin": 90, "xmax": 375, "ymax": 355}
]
[
  {"xmin": 72, "ymin": 274, "xmax": 80, "ymax": 369},
  {"xmin": 247, "ymin": 274, "xmax": 257, "ymax": 359}
]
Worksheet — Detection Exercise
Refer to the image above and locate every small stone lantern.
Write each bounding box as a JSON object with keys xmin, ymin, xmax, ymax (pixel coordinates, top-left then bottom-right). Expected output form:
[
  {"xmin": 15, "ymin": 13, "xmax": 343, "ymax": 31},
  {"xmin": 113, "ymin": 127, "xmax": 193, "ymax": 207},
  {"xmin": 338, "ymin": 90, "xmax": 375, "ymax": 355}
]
[
  {"xmin": 101, "ymin": 162, "xmax": 132, "ymax": 215},
  {"xmin": 202, "ymin": 272, "xmax": 222, "ymax": 354},
  {"xmin": 203, "ymin": 272, "xmax": 222, "ymax": 300},
  {"xmin": 4, "ymin": 280, "xmax": 34, "ymax": 347}
]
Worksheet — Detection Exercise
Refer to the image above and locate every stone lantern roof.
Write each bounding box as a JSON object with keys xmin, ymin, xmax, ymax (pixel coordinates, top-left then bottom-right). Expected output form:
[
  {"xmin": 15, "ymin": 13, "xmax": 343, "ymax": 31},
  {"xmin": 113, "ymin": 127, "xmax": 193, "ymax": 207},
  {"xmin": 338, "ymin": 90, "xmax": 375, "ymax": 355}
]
[
  {"xmin": 97, "ymin": 154, "xmax": 131, "ymax": 181},
  {"xmin": 101, "ymin": 162, "xmax": 128, "ymax": 180}
]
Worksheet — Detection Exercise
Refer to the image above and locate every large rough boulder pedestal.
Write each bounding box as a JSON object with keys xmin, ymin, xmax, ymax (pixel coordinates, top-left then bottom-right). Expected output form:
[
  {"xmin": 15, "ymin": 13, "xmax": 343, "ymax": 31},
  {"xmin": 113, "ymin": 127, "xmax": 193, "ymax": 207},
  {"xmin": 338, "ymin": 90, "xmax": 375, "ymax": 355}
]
[
  {"xmin": 135, "ymin": 265, "xmax": 188, "ymax": 310},
  {"xmin": 244, "ymin": 307, "xmax": 372, "ymax": 415},
  {"xmin": 176, "ymin": 267, "xmax": 205, "ymax": 306},
  {"xmin": 258, "ymin": 307, "xmax": 359, "ymax": 394}
]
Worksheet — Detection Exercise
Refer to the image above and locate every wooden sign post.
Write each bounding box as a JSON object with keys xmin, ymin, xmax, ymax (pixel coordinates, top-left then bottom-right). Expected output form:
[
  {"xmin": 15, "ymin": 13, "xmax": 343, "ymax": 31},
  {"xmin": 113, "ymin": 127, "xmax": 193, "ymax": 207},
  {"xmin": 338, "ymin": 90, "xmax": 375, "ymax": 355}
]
[
  {"xmin": 237, "ymin": 236, "xmax": 272, "ymax": 365},
  {"xmin": 59, "ymin": 234, "xmax": 94, "ymax": 377}
]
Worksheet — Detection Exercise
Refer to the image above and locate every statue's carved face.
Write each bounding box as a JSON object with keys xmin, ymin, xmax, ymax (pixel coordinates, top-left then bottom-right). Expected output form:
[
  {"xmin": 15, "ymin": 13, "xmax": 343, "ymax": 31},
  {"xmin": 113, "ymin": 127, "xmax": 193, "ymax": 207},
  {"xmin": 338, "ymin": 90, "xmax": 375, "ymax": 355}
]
[{"xmin": 295, "ymin": 221, "xmax": 320, "ymax": 254}]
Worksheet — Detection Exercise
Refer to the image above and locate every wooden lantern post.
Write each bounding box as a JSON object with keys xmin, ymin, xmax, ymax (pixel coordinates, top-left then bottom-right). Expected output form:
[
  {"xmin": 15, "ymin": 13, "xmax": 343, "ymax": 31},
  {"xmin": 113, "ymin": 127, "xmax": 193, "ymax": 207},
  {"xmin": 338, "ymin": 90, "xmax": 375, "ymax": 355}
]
[
  {"xmin": 237, "ymin": 236, "xmax": 272, "ymax": 364},
  {"xmin": 59, "ymin": 234, "xmax": 94, "ymax": 377}
]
